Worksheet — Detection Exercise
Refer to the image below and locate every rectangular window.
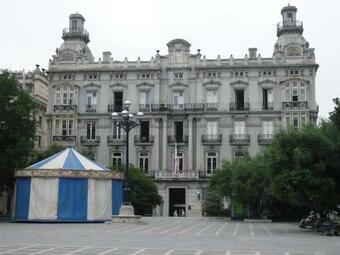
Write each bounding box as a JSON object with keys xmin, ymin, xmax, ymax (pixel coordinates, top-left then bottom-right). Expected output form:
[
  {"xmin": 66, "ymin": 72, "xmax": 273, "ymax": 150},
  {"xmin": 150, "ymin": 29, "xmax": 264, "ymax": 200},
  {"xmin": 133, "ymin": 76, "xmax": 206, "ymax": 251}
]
[
  {"xmin": 173, "ymin": 91, "xmax": 184, "ymax": 109},
  {"xmin": 141, "ymin": 73, "xmax": 151, "ymax": 79},
  {"xmin": 112, "ymin": 152, "xmax": 122, "ymax": 169},
  {"xmin": 175, "ymin": 121, "xmax": 184, "ymax": 142},
  {"xmin": 234, "ymin": 121, "xmax": 245, "ymax": 135},
  {"xmin": 293, "ymin": 116, "xmax": 299, "ymax": 129},
  {"xmin": 86, "ymin": 91, "xmax": 97, "ymax": 107},
  {"xmin": 71, "ymin": 20, "xmax": 77, "ymax": 30},
  {"xmin": 207, "ymin": 121, "xmax": 218, "ymax": 135},
  {"xmin": 207, "ymin": 90, "xmax": 218, "ymax": 103},
  {"xmin": 114, "ymin": 91, "xmax": 123, "ymax": 112},
  {"xmin": 139, "ymin": 152, "xmax": 149, "ymax": 174},
  {"xmin": 139, "ymin": 91, "xmax": 151, "ymax": 106},
  {"xmin": 113, "ymin": 120, "xmax": 122, "ymax": 139},
  {"xmin": 207, "ymin": 72, "xmax": 217, "ymax": 78},
  {"xmin": 140, "ymin": 121, "xmax": 150, "ymax": 141},
  {"xmin": 235, "ymin": 89, "xmax": 245, "ymax": 110},
  {"xmin": 115, "ymin": 73, "xmax": 124, "ymax": 80},
  {"xmin": 206, "ymin": 152, "xmax": 217, "ymax": 175},
  {"xmin": 88, "ymin": 73, "xmax": 97, "ymax": 80},
  {"xmin": 262, "ymin": 121, "xmax": 273, "ymax": 135},
  {"xmin": 86, "ymin": 121, "xmax": 96, "ymax": 139},
  {"xmin": 263, "ymin": 89, "xmax": 273, "ymax": 110},
  {"xmin": 174, "ymin": 73, "xmax": 183, "ymax": 79}
]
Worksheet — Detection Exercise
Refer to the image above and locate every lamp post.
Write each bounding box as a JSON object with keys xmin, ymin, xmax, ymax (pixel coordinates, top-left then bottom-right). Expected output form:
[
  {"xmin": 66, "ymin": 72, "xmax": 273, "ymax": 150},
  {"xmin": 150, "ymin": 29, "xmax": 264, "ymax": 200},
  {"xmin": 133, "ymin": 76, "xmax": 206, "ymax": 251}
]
[{"xmin": 111, "ymin": 100, "xmax": 144, "ymax": 213}]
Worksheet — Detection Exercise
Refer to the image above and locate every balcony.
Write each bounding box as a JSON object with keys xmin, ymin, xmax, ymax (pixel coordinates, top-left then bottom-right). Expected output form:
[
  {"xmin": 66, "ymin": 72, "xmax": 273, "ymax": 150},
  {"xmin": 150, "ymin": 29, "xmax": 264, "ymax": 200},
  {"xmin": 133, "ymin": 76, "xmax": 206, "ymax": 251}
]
[
  {"xmin": 229, "ymin": 134, "xmax": 250, "ymax": 145},
  {"xmin": 258, "ymin": 134, "xmax": 273, "ymax": 145},
  {"xmin": 139, "ymin": 104, "xmax": 152, "ymax": 113},
  {"xmin": 204, "ymin": 103, "xmax": 218, "ymax": 112},
  {"xmin": 198, "ymin": 170, "xmax": 212, "ymax": 178},
  {"xmin": 168, "ymin": 103, "xmax": 204, "ymax": 112},
  {"xmin": 85, "ymin": 104, "xmax": 96, "ymax": 113},
  {"xmin": 155, "ymin": 170, "xmax": 197, "ymax": 179},
  {"xmin": 107, "ymin": 135, "xmax": 126, "ymax": 145},
  {"xmin": 282, "ymin": 101, "xmax": 308, "ymax": 110},
  {"xmin": 62, "ymin": 28, "xmax": 90, "ymax": 43},
  {"xmin": 134, "ymin": 135, "xmax": 154, "ymax": 145},
  {"xmin": 80, "ymin": 136, "xmax": 100, "ymax": 145},
  {"xmin": 168, "ymin": 135, "xmax": 189, "ymax": 145},
  {"xmin": 54, "ymin": 104, "xmax": 77, "ymax": 112},
  {"xmin": 277, "ymin": 20, "xmax": 303, "ymax": 37},
  {"xmin": 262, "ymin": 102, "xmax": 274, "ymax": 111},
  {"xmin": 230, "ymin": 102, "xmax": 249, "ymax": 111},
  {"xmin": 201, "ymin": 134, "xmax": 222, "ymax": 145},
  {"xmin": 108, "ymin": 104, "xmax": 123, "ymax": 113},
  {"xmin": 53, "ymin": 129, "xmax": 76, "ymax": 143}
]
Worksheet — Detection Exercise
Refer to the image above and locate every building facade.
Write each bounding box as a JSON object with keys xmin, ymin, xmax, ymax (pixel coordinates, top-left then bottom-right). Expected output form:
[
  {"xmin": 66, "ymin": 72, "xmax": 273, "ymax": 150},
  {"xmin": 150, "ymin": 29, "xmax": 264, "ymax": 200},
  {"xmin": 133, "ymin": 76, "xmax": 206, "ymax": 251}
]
[{"xmin": 46, "ymin": 6, "xmax": 318, "ymax": 216}]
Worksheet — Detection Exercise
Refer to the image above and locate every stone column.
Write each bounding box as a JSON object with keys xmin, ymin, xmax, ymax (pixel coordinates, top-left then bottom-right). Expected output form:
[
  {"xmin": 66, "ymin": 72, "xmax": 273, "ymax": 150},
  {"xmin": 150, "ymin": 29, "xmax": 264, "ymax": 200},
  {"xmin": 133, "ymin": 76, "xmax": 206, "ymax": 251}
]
[
  {"xmin": 162, "ymin": 117, "xmax": 167, "ymax": 171},
  {"xmin": 188, "ymin": 117, "xmax": 193, "ymax": 172}
]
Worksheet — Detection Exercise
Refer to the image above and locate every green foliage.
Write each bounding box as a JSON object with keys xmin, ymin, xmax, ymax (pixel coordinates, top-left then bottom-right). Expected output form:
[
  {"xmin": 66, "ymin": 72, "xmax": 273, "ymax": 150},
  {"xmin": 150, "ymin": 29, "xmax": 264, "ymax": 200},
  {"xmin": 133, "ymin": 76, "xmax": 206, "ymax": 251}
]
[
  {"xmin": 110, "ymin": 164, "xmax": 162, "ymax": 215},
  {"xmin": 203, "ymin": 190, "xmax": 227, "ymax": 216},
  {"xmin": 329, "ymin": 97, "xmax": 340, "ymax": 130},
  {"xmin": 80, "ymin": 147, "xmax": 95, "ymax": 160},
  {"xmin": 232, "ymin": 156, "xmax": 271, "ymax": 217},
  {"xmin": 0, "ymin": 72, "xmax": 36, "ymax": 191},
  {"xmin": 267, "ymin": 125, "xmax": 339, "ymax": 215}
]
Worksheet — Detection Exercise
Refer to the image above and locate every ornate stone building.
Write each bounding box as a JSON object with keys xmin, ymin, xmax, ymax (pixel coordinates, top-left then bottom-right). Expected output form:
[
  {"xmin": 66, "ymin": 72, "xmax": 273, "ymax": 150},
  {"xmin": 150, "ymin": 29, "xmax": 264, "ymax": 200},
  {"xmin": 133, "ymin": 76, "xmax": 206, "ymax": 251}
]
[{"xmin": 46, "ymin": 6, "xmax": 318, "ymax": 216}]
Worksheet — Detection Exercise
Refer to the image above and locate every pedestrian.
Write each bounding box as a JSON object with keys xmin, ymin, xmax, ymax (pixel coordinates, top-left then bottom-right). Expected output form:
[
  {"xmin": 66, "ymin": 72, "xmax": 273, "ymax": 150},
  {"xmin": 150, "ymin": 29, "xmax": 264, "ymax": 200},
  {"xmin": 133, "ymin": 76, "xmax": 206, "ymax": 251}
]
[
  {"xmin": 173, "ymin": 210, "xmax": 178, "ymax": 217},
  {"xmin": 182, "ymin": 209, "xmax": 186, "ymax": 217}
]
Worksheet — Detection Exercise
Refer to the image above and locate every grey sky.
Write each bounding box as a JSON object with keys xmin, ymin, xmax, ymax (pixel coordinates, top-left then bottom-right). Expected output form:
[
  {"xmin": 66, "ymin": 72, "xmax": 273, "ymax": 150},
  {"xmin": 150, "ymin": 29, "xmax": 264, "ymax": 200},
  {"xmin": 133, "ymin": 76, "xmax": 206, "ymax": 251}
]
[{"xmin": 1, "ymin": 0, "xmax": 339, "ymax": 119}]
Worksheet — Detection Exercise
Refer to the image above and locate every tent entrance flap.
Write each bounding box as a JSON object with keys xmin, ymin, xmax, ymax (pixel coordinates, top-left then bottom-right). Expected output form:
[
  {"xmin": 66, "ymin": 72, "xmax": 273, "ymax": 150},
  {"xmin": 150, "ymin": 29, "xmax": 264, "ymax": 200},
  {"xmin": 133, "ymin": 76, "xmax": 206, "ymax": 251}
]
[
  {"xmin": 14, "ymin": 177, "xmax": 31, "ymax": 220},
  {"xmin": 57, "ymin": 178, "xmax": 88, "ymax": 221}
]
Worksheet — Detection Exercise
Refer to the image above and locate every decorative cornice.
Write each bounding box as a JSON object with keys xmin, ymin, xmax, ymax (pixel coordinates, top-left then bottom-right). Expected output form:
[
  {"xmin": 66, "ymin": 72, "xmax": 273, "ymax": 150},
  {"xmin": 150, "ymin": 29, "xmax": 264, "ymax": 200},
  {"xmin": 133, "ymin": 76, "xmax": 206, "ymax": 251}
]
[
  {"xmin": 203, "ymin": 80, "xmax": 221, "ymax": 86},
  {"xmin": 136, "ymin": 82, "xmax": 154, "ymax": 88},
  {"xmin": 279, "ymin": 77, "xmax": 311, "ymax": 85},
  {"xmin": 169, "ymin": 81, "xmax": 188, "ymax": 88},
  {"xmin": 258, "ymin": 79, "xmax": 277, "ymax": 88},
  {"xmin": 230, "ymin": 80, "xmax": 249, "ymax": 87},
  {"xmin": 84, "ymin": 83, "xmax": 101, "ymax": 89},
  {"xmin": 15, "ymin": 169, "xmax": 124, "ymax": 180},
  {"xmin": 110, "ymin": 82, "xmax": 128, "ymax": 88}
]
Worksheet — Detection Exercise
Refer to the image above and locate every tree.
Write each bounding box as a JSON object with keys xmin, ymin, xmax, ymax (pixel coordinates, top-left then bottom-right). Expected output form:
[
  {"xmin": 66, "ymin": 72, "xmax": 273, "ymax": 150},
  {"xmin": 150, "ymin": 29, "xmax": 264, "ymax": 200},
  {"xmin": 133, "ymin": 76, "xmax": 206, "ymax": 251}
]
[
  {"xmin": 120, "ymin": 165, "xmax": 162, "ymax": 216},
  {"xmin": 232, "ymin": 156, "xmax": 271, "ymax": 218},
  {"xmin": 329, "ymin": 97, "xmax": 340, "ymax": 130},
  {"xmin": 267, "ymin": 126, "xmax": 338, "ymax": 216},
  {"xmin": 0, "ymin": 72, "xmax": 36, "ymax": 192}
]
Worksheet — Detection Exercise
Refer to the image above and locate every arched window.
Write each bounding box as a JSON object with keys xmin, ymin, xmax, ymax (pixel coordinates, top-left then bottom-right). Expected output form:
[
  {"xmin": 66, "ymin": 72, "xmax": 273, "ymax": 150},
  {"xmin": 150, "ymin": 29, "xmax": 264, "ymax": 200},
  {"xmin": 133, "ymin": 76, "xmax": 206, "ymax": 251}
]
[
  {"xmin": 139, "ymin": 152, "xmax": 149, "ymax": 174},
  {"xmin": 284, "ymin": 80, "xmax": 306, "ymax": 102},
  {"xmin": 206, "ymin": 152, "xmax": 217, "ymax": 175}
]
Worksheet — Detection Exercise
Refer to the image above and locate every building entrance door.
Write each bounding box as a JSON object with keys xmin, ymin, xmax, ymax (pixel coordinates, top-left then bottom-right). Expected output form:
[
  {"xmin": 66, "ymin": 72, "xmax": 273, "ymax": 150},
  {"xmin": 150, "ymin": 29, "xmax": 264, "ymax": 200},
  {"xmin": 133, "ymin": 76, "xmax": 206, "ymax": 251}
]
[{"xmin": 169, "ymin": 188, "xmax": 186, "ymax": 216}]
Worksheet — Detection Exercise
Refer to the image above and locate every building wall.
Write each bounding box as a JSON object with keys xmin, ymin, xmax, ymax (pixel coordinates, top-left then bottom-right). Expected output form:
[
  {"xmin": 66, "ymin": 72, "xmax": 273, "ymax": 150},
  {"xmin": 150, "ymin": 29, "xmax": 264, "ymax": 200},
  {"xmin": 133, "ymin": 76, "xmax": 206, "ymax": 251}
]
[{"xmin": 46, "ymin": 6, "xmax": 318, "ymax": 216}]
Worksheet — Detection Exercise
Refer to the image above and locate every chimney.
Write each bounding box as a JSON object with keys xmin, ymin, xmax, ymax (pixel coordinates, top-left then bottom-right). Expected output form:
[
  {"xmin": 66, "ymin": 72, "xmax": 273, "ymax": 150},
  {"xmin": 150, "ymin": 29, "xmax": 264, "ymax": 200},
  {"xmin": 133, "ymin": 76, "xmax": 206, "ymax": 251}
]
[{"xmin": 248, "ymin": 48, "xmax": 257, "ymax": 58}]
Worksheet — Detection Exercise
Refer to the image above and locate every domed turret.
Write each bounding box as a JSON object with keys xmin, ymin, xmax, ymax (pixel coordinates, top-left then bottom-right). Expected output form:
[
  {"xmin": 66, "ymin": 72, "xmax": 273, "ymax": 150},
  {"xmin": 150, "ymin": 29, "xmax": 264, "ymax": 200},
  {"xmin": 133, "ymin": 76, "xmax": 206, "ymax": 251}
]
[
  {"xmin": 273, "ymin": 5, "xmax": 315, "ymax": 62},
  {"xmin": 53, "ymin": 13, "xmax": 94, "ymax": 63}
]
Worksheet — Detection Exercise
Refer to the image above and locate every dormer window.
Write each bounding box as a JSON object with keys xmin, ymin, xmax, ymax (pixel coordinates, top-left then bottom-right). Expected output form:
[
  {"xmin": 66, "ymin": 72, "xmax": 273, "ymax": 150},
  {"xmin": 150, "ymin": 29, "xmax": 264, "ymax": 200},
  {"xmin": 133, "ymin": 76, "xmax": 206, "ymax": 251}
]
[
  {"xmin": 63, "ymin": 74, "xmax": 72, "ymax": 80},
  {"xmin": 262, "ymin": 70, "xmax": 273, "ymax": 77},
  {"xmin": 174, "ymin": 73, "xmax": 183, "ymax": 79},
  {"xmin": 88, "ymin": 73, "xmax": 98, "ymax": 80},
  {"xmin": 234, "ymin": 71, "xmax": 244, "ymax": 77},
  {"xmin": 141, "ymin": 73, "xmax": 151, "ymax": 79},
  {"xmin": 115, "ymin": 73, "xmax": 124, "ymax": 80},
  {"xmin": 207, "ymin": 72, "xmax": 217, "ymax": 78}
]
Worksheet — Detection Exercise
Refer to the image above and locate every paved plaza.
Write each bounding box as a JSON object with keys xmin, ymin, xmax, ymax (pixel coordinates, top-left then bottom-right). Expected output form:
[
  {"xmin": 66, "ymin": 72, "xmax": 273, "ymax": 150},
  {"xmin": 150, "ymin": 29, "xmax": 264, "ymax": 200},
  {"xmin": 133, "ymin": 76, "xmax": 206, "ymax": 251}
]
[{"xmin": 0, "ymin": 217, "xmax": 339, "ymax": 255}]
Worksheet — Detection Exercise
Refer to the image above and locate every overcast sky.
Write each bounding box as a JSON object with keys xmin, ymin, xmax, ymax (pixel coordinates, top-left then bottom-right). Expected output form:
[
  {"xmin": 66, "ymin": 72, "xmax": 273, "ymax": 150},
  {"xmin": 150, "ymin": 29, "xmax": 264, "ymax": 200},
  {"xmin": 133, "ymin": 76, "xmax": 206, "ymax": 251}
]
[{"xmin": 1, "ymin": 0, "xmax": 339, "ymax": 119}]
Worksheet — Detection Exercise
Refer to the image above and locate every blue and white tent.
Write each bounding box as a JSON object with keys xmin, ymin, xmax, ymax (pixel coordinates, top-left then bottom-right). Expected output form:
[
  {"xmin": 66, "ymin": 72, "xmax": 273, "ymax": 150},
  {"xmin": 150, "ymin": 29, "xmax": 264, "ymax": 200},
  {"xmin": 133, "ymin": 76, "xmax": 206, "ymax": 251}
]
[{"xmin": 14, "ymin": 148, "xmax": 123, "ymax": 222}]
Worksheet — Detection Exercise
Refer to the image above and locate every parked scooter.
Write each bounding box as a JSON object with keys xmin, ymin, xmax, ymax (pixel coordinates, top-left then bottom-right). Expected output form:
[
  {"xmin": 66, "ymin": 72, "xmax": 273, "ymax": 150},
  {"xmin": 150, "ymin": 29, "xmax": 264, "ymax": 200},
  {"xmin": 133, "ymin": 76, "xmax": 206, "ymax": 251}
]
[{"xmin": 299, "ymin": 211, "xmax": 319, "ymax": 229}]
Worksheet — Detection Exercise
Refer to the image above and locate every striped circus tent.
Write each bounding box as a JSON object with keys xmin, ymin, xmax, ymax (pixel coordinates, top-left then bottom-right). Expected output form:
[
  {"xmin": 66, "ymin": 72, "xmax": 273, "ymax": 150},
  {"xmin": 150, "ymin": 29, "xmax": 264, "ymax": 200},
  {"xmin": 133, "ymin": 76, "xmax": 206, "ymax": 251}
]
[{"xmin": 13, "ymin": 148, "xmax": 123, "ymax": 222}]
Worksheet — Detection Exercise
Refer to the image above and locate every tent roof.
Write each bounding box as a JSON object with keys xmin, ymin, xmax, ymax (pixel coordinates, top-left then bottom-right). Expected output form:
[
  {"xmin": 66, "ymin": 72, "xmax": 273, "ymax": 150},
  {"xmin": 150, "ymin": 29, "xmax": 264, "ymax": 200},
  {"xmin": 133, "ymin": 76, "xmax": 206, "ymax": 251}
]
[{"xmin": 26, "ymin": 148, "xmax": 110, "ymax": 171}]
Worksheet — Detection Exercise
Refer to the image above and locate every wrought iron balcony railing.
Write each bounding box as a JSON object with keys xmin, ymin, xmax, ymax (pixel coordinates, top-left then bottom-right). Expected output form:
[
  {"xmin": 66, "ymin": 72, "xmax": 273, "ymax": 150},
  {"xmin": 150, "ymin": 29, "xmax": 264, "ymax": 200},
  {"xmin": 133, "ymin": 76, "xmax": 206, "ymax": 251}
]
[
  {"xmin": 230, "ymin": 102, "xmax": 250, "ymax": 111},
  {"xmin": 257, "ymin": 134, "xmax": 273, "ymax": 145},
  {"xmin": 201, "ymin": 134, "xmax": 222, "ymax": 144},
  {"xmin": 155, "ymin": 170, "xmax": 197, "ymax": 179},
  {"xmin": 204, "ymin": 103, "xmax": 218, "ymax": 112},
  {"xmin": 107, "ymin": 135, "xmax": 126, "ymax": 145},
  {"xmin": 134, "ymin": 135, "xmax": 154, "ymax": 145},
  {"xmin": 282, "ymin": 101, "xmax": 308, "ymax": 110},
  {"xmin": 62, "ymin": 28, "xmax": 90, "ymax": 43},
  {"xmin": 53, "ymin": 129, "xmax": 76, "ymax": 142},
  {"xmin": 168, "ymin": 135, "xmax": 189, "ymax": 144},
  {"xmin": 277, "ymin": 20, "xmax": 303, "ymax": 37},
  {"xmin": 262, "ymin": 102, "xmax": 274, "ymax": 111},
  {"xmin": 85, "ymin": 104, "xmax": 96, "ymax": 112},
  {"xmin": 80, "ymin": 136, "xmax": 100, "ymax": 145},
  {"xmin": 108, "ymin": 104, "xmax": 123, "ymax": 113},
  {"xmin": 54, "ymin": 104, "xmax": 77, "ymax": 112},
  {"xmin": 229, "ymin": 134, "xmax": 250, "ymax": 145}
]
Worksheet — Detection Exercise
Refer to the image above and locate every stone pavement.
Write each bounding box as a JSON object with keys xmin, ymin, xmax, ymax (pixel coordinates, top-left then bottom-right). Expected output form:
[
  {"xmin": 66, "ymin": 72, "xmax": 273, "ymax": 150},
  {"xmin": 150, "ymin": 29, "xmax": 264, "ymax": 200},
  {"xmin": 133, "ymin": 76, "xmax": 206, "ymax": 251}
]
[{"xmin": 0, "ymin": 217, "xmax": 339, "ymax": 255}]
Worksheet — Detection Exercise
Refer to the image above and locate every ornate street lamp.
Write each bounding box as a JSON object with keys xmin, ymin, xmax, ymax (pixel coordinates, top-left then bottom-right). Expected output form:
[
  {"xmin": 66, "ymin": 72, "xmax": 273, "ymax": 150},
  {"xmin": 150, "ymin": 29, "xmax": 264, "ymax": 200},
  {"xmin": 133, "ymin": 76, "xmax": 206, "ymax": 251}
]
[{"xmin": 111, "ymin": 100, "xmax": 144, "ymax": 216}]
